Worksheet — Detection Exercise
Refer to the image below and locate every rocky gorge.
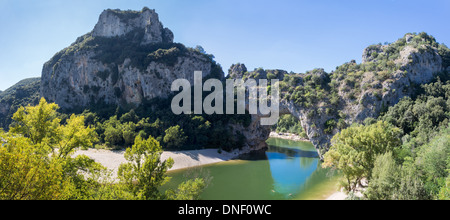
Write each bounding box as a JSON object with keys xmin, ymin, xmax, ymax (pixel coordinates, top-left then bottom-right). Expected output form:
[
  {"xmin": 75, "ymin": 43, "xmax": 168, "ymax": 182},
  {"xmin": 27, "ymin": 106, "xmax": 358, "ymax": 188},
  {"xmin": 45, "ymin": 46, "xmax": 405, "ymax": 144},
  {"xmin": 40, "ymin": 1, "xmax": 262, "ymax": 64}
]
[{"xmin": 1, "ymin": 8, "xmax": 449, "ymax": 158}]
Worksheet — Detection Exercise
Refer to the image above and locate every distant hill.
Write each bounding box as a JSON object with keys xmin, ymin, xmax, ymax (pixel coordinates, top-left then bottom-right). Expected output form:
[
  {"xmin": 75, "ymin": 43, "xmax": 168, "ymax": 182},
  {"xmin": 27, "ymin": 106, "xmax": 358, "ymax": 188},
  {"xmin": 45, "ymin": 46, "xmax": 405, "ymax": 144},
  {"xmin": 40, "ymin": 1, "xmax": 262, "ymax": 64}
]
[{"xmin": 0, "ymin": 77, "xmax": 41, "ymax": 129}]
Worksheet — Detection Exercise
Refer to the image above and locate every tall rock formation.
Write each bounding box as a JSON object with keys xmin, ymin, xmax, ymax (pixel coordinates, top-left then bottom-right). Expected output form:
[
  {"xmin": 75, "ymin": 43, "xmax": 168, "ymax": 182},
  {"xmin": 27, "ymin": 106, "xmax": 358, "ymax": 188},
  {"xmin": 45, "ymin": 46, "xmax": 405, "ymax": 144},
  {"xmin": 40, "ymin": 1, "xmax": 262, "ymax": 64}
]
[
  {"xmin": 92, "ymin": 8, "xmax": 174, "ymax": 44},
  {"xmin": 41, "ymin": 8, "xmax": 221, "ymax": 110}
]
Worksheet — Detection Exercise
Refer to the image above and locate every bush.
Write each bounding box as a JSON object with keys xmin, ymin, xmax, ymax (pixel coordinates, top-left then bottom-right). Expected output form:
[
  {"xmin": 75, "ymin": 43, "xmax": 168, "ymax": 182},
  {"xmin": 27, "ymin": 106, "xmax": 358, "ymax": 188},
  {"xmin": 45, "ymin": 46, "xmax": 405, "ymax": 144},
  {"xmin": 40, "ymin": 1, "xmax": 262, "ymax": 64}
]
[{"xmin": 163, "ymin": 125, "xmax": 188, "ymax": 150}]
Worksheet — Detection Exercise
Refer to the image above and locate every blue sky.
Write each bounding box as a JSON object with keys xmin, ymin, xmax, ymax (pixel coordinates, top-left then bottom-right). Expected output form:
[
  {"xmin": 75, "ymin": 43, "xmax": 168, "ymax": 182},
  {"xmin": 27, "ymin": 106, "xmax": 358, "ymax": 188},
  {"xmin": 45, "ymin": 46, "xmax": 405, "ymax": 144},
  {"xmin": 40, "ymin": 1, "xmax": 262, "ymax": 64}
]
[{"xmin": 0, "ymin": 0, "xmax": 449, "ymax": 90}]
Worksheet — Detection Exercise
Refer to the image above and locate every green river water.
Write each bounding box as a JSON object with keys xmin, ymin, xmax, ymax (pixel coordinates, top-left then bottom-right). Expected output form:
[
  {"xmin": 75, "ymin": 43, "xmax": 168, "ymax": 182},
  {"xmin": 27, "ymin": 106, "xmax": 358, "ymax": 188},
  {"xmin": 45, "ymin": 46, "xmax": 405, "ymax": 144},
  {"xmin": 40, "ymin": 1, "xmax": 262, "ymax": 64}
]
[{"xmin": 164, "ymin": 138, "xmax": 340, "ymax": 200}]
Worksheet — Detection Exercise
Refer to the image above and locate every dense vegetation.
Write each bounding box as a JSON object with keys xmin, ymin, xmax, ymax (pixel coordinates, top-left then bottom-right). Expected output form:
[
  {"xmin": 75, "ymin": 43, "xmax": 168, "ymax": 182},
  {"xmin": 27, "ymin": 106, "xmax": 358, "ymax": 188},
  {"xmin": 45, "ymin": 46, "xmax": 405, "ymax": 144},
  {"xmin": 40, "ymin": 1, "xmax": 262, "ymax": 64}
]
[
  {"xmin": 0, "ymin": 78, "xmax": 251, "ymax": 152},
  {"xmin": 0, "ymin": 98, "xmax": 205, "ymax": 200},
  {"xmin": 0, "ymin": 78, "xmax": 41, "ymax": 130},
  {"xmin": 323, "ymin": 75, "xmax": 450, "ymax": 200},
  {"xmin": 275, "ymin": 33, "xmax": 450, "ymax": 132},
  {"xmin": 272, "ymin": 114, "xmax": 308, "ymax": 139},
  {"xmin": 75, "ymin": 95, "xmax": 251, "ymax": 152}
]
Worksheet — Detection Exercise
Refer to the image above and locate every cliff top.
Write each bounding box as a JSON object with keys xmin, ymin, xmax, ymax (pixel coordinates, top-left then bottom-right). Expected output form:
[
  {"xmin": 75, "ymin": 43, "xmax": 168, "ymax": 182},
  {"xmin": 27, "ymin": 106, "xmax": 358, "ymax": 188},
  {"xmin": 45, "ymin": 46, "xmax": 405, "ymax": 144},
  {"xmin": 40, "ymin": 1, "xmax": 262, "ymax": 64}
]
[{"xmin": 92, "ymin": 7, "xmax": 173, "ymax": 45}]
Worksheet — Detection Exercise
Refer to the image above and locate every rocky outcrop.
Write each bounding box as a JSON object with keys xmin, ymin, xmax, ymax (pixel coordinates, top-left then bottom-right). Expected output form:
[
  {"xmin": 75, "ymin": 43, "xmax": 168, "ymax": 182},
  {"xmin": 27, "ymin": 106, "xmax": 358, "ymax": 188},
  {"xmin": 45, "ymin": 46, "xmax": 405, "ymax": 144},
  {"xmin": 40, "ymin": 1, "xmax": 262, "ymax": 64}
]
[
  {"xmin": 41, "ymin": 8, "xmax": 219, "ymax": 110},
  {"xmin": 234, "ymin": 33, "xmax": 447, "ymax": 157},
  {"xmin": 92, "ymin": 7, "xmax": 174, "ymax": 44},
  {"xmin": 228, "ymin": 63, "xmax": 247, "ymax": 79}
]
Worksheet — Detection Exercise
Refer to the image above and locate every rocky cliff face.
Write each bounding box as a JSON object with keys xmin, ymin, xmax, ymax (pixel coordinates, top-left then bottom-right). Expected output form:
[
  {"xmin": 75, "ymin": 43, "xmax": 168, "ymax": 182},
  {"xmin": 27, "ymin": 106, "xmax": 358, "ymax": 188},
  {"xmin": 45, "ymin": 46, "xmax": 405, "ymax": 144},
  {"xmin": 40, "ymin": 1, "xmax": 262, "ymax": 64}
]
[
  {"xmin": 41, "ymin": 8, "xmax": 220, "ymax": 110},
  {"xmin": 92, "ymin": 8, "xmax": 174, "ymax": 44},
  {"xmin": 233, "ymin": 33, "xmax": 448, "ymax": 157}
]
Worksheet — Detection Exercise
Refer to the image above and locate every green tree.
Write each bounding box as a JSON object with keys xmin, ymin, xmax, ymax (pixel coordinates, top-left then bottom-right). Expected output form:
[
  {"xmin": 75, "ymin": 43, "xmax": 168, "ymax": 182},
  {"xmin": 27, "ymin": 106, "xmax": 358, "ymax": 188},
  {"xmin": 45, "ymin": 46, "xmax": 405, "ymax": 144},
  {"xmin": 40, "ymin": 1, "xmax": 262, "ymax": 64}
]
[
  {"xmin": 393, "ymin": 165, "xmax": 428, "ymax": 200},
  {"xmin": 0, "ymin": 133, "xmax": 71, "ymax": 200},
  {"xmin": 10, "ymin": 98, "xmax": 61, "ymax": 147},
  {"xmin": 323, "ymin": 121, "xmax": 402, "ymax": 192},
  {"xmin": 1, "ymin": 98, "xmax": 101, "ymax": 200},
  {"xmin": 414, "ymin": 127, "xmax": 450, "ymax": 198},
  {"xmin": 103, "ymin": 116, "xmax": 124, "ymax": 148},
  {"xmin": 122, "ymin": 122, "xmax": 137, "ymax": 147},
  {"xmin": 365, "ymin": 152, "xmax": 400, "ymax": 200},
  {"xmin": 117, "ymin": 135, "xmax": 205, "ymax": 200},
  {"xmin": 165, "ymin": 178, "xmax": 206, "ymax": 200},
  {"xmin": 438, "ymin": 177, "xmax": 450, "ymax": 200},
  {"xmin": 163, "ymin": 125, "xmax": 187, "ymax": 149},
  {"xmin": 118, "ymin": 136, "xmax": 174, "ymax": 199}
]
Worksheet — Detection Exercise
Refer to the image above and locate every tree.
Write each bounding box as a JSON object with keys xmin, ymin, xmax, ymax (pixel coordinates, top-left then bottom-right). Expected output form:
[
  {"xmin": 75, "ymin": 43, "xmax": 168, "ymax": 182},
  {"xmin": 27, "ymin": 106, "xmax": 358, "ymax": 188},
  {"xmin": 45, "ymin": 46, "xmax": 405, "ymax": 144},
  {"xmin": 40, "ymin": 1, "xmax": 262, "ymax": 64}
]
[
  {"xmin": 365, "ymin": 152, "xmax": 400, "ymax": 200},
  {"xmin": 118, "ymin": 136, "xmax": 174, "ymax": 199},
  {"xmin": 163, "ymin": 125, "xmax": 187, "ymax": 149},
  {"xmin": 10, "ymin": 98, "xmax": 61, "ymax": 147},
  {"xmin": 438, "ymin": 177, "xmax": 450, "ymax": 200},
  {"xmin": 122, "ymin": 122, "xmax": 137, "ymax": 147},
  {"xmin": 323, "ymin": 121, "xmax": 402, "ymax": 192},
  {"xmin": 1, "ymin": 98, "xmax": 101, "ymax": 200},
  {"xmin": 0, "ymin": 133, "xmax": 71, "ymax": 200},
  {"xmin": 103, "ymin": 116, "xmax": 124, "ymax": 148},
  {"xmin": 414, "ymin": 127, "xmax": 450, "ymax": 198},
  {"xmin": 165, "ymin": 178, "xmax": 206, "ymax": 200},
  {"xmin": 117, "ymin": 136, "xmax": 205, "ymax": 200}
]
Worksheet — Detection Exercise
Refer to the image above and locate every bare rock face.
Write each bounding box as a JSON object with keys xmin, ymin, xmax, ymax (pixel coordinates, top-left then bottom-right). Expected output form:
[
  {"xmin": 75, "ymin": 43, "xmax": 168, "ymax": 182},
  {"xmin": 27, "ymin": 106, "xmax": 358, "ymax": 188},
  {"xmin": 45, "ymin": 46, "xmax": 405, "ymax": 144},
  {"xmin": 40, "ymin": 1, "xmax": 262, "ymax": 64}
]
[
  {"xmin": 41, "ymin": 8, "xmax": 219, "ymax": 110},
  {"xmin": 228, "ymin": 63, "xmax": 247, "ymax": 79},
  {"xmin": 92, "ymin": 7, "xmax": 173, "ymax": 44}
]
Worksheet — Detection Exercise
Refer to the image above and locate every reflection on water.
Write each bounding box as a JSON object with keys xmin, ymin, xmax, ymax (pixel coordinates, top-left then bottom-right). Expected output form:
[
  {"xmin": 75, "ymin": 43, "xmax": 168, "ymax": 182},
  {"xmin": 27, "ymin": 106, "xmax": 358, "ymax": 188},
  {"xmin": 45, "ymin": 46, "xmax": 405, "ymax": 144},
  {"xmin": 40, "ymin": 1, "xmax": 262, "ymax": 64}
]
[
  {"xmin": 265, "ymin": 138, "xmax": 322, "ymax": 199},
  {"xmin": 164, "ymin": 138, "xmax": 338, "ymax": 200},
  {"xmin": 267, "ymin": 148, "xmax": 319, "ymax": 198}
]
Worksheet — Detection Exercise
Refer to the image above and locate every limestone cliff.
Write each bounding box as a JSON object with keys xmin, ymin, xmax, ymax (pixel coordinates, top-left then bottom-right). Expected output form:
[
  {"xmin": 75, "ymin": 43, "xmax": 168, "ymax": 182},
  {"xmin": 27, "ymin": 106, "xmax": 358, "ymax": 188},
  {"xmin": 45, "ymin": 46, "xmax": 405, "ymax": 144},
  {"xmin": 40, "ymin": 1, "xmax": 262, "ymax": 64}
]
[
  {"xmin": 92, "ymin": 8, "xmax": 174, "ymax": 45},
  {"xmin": 233, "ymin": 33, "xmax": 448, "ymax": 157},
  {"xmin": 41, "ymin": 8, "xmax": 221, "ymax": 110}
]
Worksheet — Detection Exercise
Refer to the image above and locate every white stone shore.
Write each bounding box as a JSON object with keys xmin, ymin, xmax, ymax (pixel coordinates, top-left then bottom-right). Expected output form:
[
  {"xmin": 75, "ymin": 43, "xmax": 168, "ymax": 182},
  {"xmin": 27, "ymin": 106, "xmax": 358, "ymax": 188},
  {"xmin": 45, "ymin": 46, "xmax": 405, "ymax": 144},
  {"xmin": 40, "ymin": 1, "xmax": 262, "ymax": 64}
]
[{"xmin": 73, "ymin": 148, "xmax": 239, "ymax": 175}]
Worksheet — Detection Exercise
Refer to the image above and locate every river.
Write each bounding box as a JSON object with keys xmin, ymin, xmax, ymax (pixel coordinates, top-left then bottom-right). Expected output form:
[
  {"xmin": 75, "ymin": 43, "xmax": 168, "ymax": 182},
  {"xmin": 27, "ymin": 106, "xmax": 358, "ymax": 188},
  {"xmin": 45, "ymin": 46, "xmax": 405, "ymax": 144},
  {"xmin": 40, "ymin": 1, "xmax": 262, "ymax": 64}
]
[{"xmin": 164, "ymin": 138, "xmax": 340, "ymax": 200}]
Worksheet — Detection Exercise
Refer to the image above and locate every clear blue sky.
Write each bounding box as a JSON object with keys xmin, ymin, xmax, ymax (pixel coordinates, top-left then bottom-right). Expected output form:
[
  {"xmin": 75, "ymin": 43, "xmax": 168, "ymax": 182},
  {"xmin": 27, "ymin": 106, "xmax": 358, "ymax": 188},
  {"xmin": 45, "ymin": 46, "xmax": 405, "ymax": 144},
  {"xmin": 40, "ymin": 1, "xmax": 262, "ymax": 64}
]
[{"xmin": 0, "ymin": 0, "xmax": 449, "ymax": 90}]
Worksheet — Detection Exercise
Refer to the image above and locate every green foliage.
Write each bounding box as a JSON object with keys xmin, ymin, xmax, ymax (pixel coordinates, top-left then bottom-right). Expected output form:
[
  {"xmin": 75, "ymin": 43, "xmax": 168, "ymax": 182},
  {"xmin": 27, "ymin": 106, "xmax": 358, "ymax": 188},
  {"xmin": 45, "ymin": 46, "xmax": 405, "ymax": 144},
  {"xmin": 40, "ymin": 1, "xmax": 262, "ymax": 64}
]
[
  {"xmin": 324, "ymin": 119, "xmax": 337, "ymax": 134},
  {"xmin": 361, "ymin": 75, "xmax": 450, "ymax": 200},
  {"xmin": 147, "ymin": 47, "xmax": 182, "ymax": 67},
  {"xmin": 117, "ymin": 135, "xmax": 205, "ymax": 200},
  {"xmin": 414, "ymin": 127, "xmax": 450, "ymax": 197},
  {"xmin": 83, "ymin": 91, "xmax": 251, "ymax": 151},
  {"xmin": 382, "ymin": 78, "xmax": 450, "ymax": 149},
  {"xmin": 273, "ymin": 114, "xmax": 307, "ymax": 138},
  {"xmin": 0, "ymin": 99, "xmax": 206, "ymax": 200},
  {"xmin": 285, "ymin": 69, "xmax": 333, "ymax": 109},
  {"xmin": 0, "ymin": 133, "xmax": 71, "ymax": 200},
  {"xmin": 0, "ymin": 98, "xmax": 103, "ymax": 200},
  {"xmin": 364, "ymin": 152, "xmax": 429, "ymax": 200},
  {"xmin": 438, "ymin": 177, "xmax": 450, "ymax": 200},
  {"xmin": 118, "ymin": 136, "xmax": 173, "ymax": 200},
  {"xmin": 0, "ymin": 78, "xmax": 41, "ymax": 130},
  {"xmin": 323, "ymin": 121, "xmax": 403, "ymax": 192},
  {"xmin": 438, "ymin": 43, "xmax": 450, "ymax": 69},
  {"xmin": 365, "ymin": 152, "xmax": 400, "ymax": 200},
  {"xmin": 164, "ymin": 125, "xmax": 188, "ymax": 150},
  {"xmin": 165, "ymin": 178, "xmax": 206, "ymax": 200}
]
